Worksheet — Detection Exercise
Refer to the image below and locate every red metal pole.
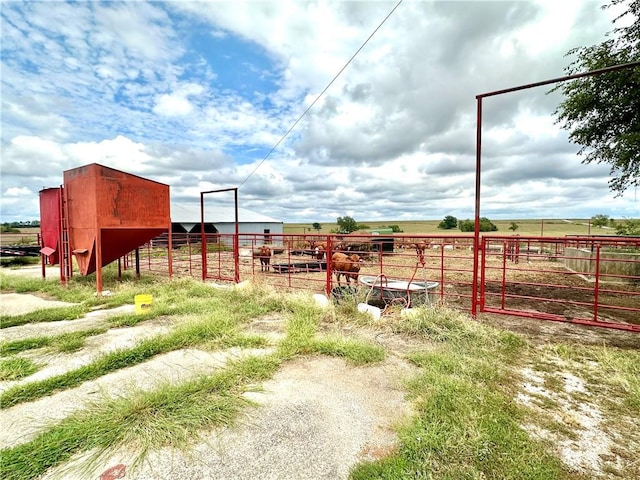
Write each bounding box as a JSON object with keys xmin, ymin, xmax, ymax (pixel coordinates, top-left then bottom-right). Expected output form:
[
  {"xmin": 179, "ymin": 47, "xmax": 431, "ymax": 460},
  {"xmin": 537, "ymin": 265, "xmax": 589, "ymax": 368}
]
[
  {"xmin": 39, "ymin": 231, "xmax": 46, "ymax": 279},
  {"xmin": 234, "ymin": 188, "xmax": 240, "ymax": 283},
  {"xmin": 58, "ymin": 185, "xmax": 65, "ymax": 284},
  {"xmin": 168, "ymin": 222, "xmax": 173, "ymax": 279},
  {"xmin": 593, "ymin": 244, "xmax": 600, "ymax": 322},
  {"xmin": 472, "ymin": 96, "xmax": 483, "ymax": 316},
  {"xmin": 96, "ymin": 229, "xmax": 103, "ymax": 295},
  {"xmin": 325, "ymin": 234, "xmax": 332, "ymax": 296},
  {"xmin": 479, "ymin": 236, "xmax": 487, "ymax": 312},
  {"xmin": 440, "ymin": 243, "xmax": 445, "ymax": 298},
  {"xmin": 200, "ymin": 192, "xmax": 206, "ymax": 281},
  {"xmin": 500, "ymin": 240, "xmax": 507, "ymax": 309}
]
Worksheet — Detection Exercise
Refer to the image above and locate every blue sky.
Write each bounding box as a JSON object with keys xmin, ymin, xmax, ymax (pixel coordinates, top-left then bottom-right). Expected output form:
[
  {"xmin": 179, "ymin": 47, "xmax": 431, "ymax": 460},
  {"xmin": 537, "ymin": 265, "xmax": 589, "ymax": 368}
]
[{"xmin": 1, "ymin": 0, "xmax": 638, "ymax": 224}]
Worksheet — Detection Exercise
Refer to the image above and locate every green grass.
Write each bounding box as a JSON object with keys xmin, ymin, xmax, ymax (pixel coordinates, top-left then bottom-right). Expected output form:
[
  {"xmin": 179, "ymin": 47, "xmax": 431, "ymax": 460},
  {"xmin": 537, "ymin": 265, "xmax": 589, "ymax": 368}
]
[
  {"xmin": 0, "ymin": 328, "xmax": 109, "ymax": 356},
  {"xmin": 0, "ymin": 256, "xmax": 40, "ymax": 267},
  {"xmin": 0, "ymin": 355, "xmax": 281, "ymax": 480},
  {"xmin": 0, "ymin": 337, "xmax": 50, "ymax": 355},
  {"xmin": 311, "ymin": 336, "xmax": 385, "ymax": 365},
  {"xmin": 275, "ymin": 292, "xmax": 386, "ymax": 365},
  {"xmin": 350, "ymin": 306, "xmax": 566, "ymax": 480},
  {"xmin": 55, "ymin": 331, "xmax": 96, "ymax": 353},
  {"xmin": 0, "ymin": 357, "xmax": 39, "ymax": 381},
  {"xmin": 1, "ymin": 275, "xmax": 637, "ymax": 480},
  {"xmin": 284, "ymin": 218, "xmax": 617, "ymax": 237},
  {"xmin": 0, "ymin": 305, "xmax": 90, "ymax": 329}
]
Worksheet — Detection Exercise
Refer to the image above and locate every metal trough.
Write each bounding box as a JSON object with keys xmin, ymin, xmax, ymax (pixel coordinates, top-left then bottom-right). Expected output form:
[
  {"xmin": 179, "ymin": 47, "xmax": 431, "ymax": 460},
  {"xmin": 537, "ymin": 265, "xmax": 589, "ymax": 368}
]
[
  {"xmin": 272, "ymin": 260, "xmax": 327, "ymax": 274},
  {"xmin": 358, "ymin": 275, "xmax": 439, "ymax": 307}
]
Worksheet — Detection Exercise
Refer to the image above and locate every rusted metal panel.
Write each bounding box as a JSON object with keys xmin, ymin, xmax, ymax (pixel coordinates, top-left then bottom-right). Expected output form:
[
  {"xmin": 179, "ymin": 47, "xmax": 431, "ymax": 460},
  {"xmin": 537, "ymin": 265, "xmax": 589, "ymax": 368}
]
[
  {"xmin": 63, "ymin": 163, "xmax": 170, "ymax": 276},
  {"xmin": 38, "ymin": 187, "xmax": 61, "ymax": 265}
]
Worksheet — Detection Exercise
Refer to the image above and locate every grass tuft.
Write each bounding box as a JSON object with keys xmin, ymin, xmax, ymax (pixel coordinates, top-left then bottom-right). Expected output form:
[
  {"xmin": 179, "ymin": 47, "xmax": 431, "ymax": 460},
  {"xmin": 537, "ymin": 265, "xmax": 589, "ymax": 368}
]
[
  {"xmin": 312, "ymin": 336, "xmax": 385, "ymax": 365},
  {"xmin": 0, "ymin": 305, "xmax": 88, "ymax": 329},
  {"xmin": 0, "ymin": 357, "xmax": 39, "ymax": 381}
]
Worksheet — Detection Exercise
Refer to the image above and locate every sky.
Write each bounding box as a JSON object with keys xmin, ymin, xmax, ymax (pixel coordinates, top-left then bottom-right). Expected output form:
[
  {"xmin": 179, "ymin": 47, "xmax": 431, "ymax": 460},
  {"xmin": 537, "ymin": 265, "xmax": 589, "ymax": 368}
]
[{"xmin": 1, "ymin": 0, "xmax": 638, "ymax": 224}]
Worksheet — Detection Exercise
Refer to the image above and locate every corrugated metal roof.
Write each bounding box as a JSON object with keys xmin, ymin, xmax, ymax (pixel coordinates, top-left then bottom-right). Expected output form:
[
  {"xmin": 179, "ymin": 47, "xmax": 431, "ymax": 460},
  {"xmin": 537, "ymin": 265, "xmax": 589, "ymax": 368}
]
[{"xmin": 171, "ymin": 202, "xmax": 282, "ymax": 224}]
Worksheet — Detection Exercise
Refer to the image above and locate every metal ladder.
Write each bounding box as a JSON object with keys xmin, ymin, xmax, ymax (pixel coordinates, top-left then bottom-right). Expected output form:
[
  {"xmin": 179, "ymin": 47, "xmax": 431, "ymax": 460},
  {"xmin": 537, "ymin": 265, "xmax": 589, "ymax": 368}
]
[{"xmin": 59, "ymin": 186, "xmax": 72, "ymax": 283}]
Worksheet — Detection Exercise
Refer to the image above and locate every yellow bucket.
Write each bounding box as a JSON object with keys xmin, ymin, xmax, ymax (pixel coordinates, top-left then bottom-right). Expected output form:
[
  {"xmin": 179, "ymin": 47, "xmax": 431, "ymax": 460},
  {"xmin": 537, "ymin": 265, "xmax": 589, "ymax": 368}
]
[{"xmin": 134, "ymin": 294, "xmax": 153, "ymax": 314}]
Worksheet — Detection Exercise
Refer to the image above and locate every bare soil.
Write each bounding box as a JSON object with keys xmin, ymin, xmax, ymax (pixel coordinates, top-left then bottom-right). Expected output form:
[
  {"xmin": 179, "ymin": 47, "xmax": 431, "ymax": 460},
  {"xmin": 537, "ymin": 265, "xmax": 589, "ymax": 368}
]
[{"xmin": 478, "ymin": 312, "xmax": 639, "ymax": 349}]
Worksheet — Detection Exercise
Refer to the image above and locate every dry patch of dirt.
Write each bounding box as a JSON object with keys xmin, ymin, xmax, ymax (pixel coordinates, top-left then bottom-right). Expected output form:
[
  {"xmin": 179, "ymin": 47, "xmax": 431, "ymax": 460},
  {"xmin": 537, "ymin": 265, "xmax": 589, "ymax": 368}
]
[
  {"xmin": 478, "ymin": 313, "xmax": 639, "ymax": 349},
  {"xmin": 515, "ymin": 364, "xmax": 636, "ymax": 479}
]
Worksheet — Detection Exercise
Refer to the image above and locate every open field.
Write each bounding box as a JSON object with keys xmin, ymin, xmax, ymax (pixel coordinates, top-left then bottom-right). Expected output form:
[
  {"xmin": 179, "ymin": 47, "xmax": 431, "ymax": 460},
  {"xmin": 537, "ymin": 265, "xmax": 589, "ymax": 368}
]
[
  {"xmin": 0, "ymin": 220, "xmax": 627, "ymax": 245},
  {"xmin": 283, "ymin": 219, "xmax": 620, "ymax": 236},
  {"xmin": 0, "ymin": 230, "xmax": 40, "ymax": 247}
]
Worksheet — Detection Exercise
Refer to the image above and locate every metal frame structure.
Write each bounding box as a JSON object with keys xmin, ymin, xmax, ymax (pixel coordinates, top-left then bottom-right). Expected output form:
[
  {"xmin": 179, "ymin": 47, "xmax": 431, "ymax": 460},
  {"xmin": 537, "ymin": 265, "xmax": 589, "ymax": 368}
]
[
  {"xmin": 200, "ymin": 188, "xmax": 240, "ymax": 283},
  {"xmin": 130, "ymin": 231, "xmax": 639, "ymax": 331},
  {"xmin": 472, "ymin": 61, "xmax": 640, "ymax": 316}
]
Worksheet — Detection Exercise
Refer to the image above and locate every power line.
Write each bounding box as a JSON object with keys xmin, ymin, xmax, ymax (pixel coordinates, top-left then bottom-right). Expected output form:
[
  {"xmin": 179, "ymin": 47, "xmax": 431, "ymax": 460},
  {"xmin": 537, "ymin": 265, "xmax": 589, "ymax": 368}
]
[{"xmin": 238, "ymin": 0, "xmax": 404, "ymax": 188}]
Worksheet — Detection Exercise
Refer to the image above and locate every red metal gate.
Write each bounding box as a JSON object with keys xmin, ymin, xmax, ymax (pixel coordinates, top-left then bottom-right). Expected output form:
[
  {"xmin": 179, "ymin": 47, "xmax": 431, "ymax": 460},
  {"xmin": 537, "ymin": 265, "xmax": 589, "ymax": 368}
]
[
  {"xmin": 478, "ymin": 236, "xmax": 640, "ymax": 332},
  {"xmin": 133, "ymin": 232, "xmax": 639, "ymax": 333}
]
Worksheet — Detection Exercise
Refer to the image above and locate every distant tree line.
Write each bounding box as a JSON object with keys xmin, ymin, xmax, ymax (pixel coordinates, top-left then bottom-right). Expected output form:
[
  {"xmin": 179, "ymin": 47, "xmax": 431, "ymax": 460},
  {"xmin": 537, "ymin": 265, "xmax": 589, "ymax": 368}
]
[
  {"xmin": 317, "ymin": 214, "xmax": 638, "ymax": 236},
  {"xmin": 1, "ymin": 221, "xmax": 40, "ymax": 233}
]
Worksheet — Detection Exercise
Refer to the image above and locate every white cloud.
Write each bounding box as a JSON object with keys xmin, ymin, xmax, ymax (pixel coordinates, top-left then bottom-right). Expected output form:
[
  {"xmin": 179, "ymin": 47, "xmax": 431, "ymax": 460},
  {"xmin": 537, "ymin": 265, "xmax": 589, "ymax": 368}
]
[
  {"xmin": 153, "ymin": 93, "xmax": 195, "ymax": 116},
  {"xmin": 4, "ymin": 187, "xmax": 32, "ymax": 197},
  {"xmin": 153, "ymin": 83, "xmax": 205, "ymax": 116},
  {"xmin": 0, "ymin": 0, "xmax": 637, "ymax": 223}
]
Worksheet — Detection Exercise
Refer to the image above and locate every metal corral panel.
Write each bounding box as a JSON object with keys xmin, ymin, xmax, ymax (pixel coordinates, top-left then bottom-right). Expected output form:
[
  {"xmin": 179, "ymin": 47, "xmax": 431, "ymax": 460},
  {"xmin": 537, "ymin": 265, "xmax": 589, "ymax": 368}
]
[
  {"xmin": 38, "ymin": 187, "xmax": 61, "ymax": 265},
  {"xmin": 63, "ymin": 163, "xmax": 170, "ymax": 275}
]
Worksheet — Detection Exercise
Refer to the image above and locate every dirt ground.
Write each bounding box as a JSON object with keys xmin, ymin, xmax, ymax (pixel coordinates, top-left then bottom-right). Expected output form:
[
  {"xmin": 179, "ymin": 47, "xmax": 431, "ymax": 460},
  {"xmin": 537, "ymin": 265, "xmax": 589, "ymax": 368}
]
[{"xmin": 477, "ymin": 312, "xmax": 639, "ymax": 349}]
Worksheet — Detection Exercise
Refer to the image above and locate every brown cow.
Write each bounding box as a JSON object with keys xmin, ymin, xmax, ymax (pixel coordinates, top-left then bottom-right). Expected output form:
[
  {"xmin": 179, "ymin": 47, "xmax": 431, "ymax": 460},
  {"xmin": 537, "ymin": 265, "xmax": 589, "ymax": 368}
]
[
  {"xmin": 313, "ymin": 242, "xmax": 327, "ymax": 260},
  {"xmin": 331, "ymin": 252, "xmax": 362, "ymax": 286},
  {"xmin": 257, "ymin": 245, "xmax": 271, "ymax": 272},
  {"xmin": 414, "ymin": 241, "xmax": 427, "ymax": 255}
]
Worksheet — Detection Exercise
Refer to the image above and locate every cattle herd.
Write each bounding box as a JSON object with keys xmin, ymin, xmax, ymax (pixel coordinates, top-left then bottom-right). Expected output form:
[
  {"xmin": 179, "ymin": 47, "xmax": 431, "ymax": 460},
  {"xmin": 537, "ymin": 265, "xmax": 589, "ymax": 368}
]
[
  {"xmin": 251, "ymin": 240, "xmax": 375, "ymax": 286},
  {"xmin": 252, "ymin": 239, "xmax": 441, "ymax": 282}
]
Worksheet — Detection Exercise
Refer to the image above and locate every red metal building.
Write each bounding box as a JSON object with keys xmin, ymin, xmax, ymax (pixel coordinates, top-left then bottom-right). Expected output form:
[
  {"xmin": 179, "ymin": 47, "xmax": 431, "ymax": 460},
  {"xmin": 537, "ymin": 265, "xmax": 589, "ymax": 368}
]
[{"xmin": 39, "ymin": 163, "xmax": 171, "ymax": 293}]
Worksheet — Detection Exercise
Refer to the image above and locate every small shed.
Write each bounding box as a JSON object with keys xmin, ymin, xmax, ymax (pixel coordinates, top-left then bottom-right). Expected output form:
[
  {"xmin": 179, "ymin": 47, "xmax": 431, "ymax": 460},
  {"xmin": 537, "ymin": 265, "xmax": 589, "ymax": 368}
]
[{"xmin": 368, "ymin": 228, "xmax": 395, "ymax": 253}]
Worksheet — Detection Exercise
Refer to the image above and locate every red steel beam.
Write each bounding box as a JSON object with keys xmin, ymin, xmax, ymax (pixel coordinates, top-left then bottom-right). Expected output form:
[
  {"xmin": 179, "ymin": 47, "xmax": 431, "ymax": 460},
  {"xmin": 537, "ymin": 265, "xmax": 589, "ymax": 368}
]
[{"xmin": 472, "ymin": 61, "xmax": 640, "ymax": 316}]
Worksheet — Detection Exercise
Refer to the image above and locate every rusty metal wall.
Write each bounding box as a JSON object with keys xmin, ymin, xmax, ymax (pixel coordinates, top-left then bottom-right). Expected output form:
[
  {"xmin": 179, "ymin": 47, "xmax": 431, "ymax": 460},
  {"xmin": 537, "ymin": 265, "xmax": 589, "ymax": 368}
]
[{"xmin": 62, "ymin": 163, "xmax": 170, "ymax": 277}]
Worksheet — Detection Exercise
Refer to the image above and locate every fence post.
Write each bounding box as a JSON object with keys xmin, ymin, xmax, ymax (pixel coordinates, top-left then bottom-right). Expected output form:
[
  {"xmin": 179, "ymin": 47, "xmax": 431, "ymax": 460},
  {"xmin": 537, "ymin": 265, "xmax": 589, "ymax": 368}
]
[
  {"xmin": 325, "ymin": 234, "xmax": 332, "ymax": 296},
  {"xmin": 593, "ymin": 244, "xmax": 601, "ymax": 322}
]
